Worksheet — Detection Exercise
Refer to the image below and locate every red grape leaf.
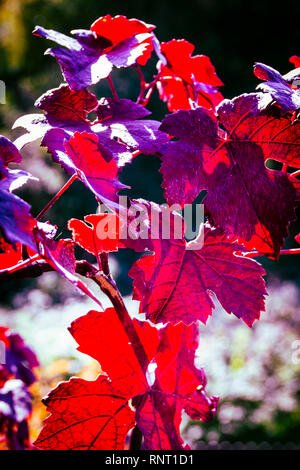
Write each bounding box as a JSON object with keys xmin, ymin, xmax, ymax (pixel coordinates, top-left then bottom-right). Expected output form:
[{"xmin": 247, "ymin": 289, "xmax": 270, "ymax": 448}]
[
  {"xmin": 129, "ymin": 222, "xmax": 267, "ymax": 327},
  {"xmin": 216, "ymin": 94, "xmax": 300, "ymax": 167},
  {"xmin": 159, "ymin": 94, "xmax": 298, "ymax": 258},
  {"xmin": 34, "ymin": 375, "xmax": 135, "ymax": 450},
  {"xmin": 69, "ymin": 308, "xmax": 159, "ymax": 397},
  {"xmin": 0, "ymin": 241, "xmax": 23, "ymax": 269},
  {"xmin": 36, "ymin": 226, "xmax": 104, "ymax": 309},
  {"xmin": 38, "ymin": 308, "xmax": 217, "ymax": 450},
  {"xmin": 157, "ymin": 39, "xmax": 223, "ymax": 112},
  {"xmin": 63, "ymin": 131, "xmax": 126, "ymax": 207},
  {"xmin": 68, "ymin": 214, "xmax": 120, "ymax": 255},
  {"xmin": 35, "ymin": 84, "xmax": 98, "ymax": 124},
  {"xmin": 290, "ymin": 56, "xmax": 300, "ymax": 68},
  {"xmin": 90, "ymin": 14, "xmax": 154, "ymax": 66},
  {"xmin": 13, "ymin": 85, "xmax": 94, "ymax": 150},
  {"xmin": 33, "ymin": 15, "xmax": 154, "ymax": 90},
  {"xmin": 134, "ymin": 322, "xmax": 218, "ymax": 449},
  {"xmin": 68, "ymin": 199, "xmax": 155, "ymax": 255}
]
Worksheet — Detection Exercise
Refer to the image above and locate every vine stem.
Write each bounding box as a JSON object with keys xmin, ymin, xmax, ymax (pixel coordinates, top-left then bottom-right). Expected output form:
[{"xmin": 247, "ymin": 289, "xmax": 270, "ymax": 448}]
[
  {"xmin": 291, "ymin": 169, "xmax": 300, "ymax": 177},
  {"xmin": 36, "ymin": 174, "xmax": 77, "ymax": 221},
  {"xmin": 1, "ymin": 254, "xmax": 41, "ymax": 275},
  {"xmin": 244, "ymin": 247, "xmax": 300, "ymax": 258},
  {"xmin": 135, "ymin": 65, "xmax": 147, "ymax": 104},
  {"xmin": 107, "ymin": 75, "xmax": 119, "ymax": 100},
  {"xmin": 136, "ymin": 71, "xmax": 162, "ymax": 106},
  {"xmin": 0, "ymin": 258, "xmax": 149, "ymax": 371}
]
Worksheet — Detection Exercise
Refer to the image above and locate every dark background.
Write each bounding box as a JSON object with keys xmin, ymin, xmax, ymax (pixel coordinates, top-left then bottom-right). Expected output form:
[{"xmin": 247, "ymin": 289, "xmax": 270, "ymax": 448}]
[{"xmin": 0, "ymin": 0, "xmax": 300, "ymax": 300}]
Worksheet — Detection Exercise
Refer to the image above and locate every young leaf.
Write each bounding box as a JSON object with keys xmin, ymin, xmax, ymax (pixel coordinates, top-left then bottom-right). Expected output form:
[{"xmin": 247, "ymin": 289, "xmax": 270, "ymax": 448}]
[
  {"xmin": 14, "ymin": 88, "xmax": 167, "ymax": 168},
  {"xmin": 157, "ymin": 39, "xmax": 223, "ymax": 112},
  {"xmin": 13, "ymin": 84, "xmax": 95, "ymax": 152},
  {"xmin": 63, "ymin": 131, "xmax": 126, "ymax": 207},
  {"xmin": 33, "ymin": 15, "xmax": 154, "ymax": 90},
  {"xmin": 68, "ymin": 214, "xmax": 120, "ymax": 255},
  {"xmin": 290, "ymin": 56, "xmax": 300, "ymax": 68},
  {"xmin": 254, "ymin": 62, "xmax": 300, "ymax": 111}
]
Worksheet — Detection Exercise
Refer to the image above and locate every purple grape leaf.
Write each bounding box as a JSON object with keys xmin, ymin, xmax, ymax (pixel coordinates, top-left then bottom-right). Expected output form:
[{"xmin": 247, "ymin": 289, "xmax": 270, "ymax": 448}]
[
  {"xmin": 0, "ymin": 184, "xmax": 37, "ymax": 251},
  {"xmin": 159, "ymin": 94, "xmax": 298, "ymax": 258},
  {"xmin": 92, "ymin": 98, "xmax": 169, "ymax": 166},
  {"xmin": 33, "ymin": 22, "xmax": 153, "ymax": 90},
  {"xmin": 4, "ymin": 331, "xmax": 39, "ymax": 386},
  {"xmin": 0, "ymin": 136, "xmax": 22, "ymax": 180},
  {"xmin": 0, "ymin": 379, "xmax": 32, "ymax": 422},
  {"xmin": 13, "ymin": 85, "xmax": 94, "ymax": 150},
  {"xmin": 14, "ymin": 87, "xmax": 168, "ymax": 168},
  {"xmin": 254, "ymin": 62, "xmax": 300, "ymax": 111}
]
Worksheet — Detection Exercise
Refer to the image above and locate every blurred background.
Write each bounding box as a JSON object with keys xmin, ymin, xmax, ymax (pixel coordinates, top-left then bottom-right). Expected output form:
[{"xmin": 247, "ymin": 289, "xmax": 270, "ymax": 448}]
[{"xmin": 0, "ymin": 0, "xmax": 300, "ymax": 449}]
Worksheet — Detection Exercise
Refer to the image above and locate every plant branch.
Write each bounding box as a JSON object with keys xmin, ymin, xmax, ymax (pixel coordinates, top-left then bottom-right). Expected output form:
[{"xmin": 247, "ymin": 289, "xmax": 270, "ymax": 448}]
[
  {"xmin": 0, "ymin": 257, "xmax": 149, "ymax": 373},
  {"xmin": 107, "ymin": 75, "xmax": 119, "ymax": 100},
  {"xmin": 92, "ymin": 271, "xmax": 149, "ymax": 372},
  {"xmin": 135, "ymin": 65, "xmax": 147, "ymax": 104},
  {"xmin": 244, "ymin": 247, "xmax": 300, "ymax": 258},
  {"xmin": 36, "ymin": 174, "xmax": 77, "ymax": 221}
]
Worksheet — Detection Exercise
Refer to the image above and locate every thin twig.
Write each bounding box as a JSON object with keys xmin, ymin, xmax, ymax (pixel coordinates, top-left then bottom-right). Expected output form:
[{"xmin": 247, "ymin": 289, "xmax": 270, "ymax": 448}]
[
  {"xmin": 107, "ymin": 76, "xmax": 119, "ymax": 100},
  {"xmin": 135, "ymin": 65, "xmax": 147, "ymax": 104},
  {"xmin": 244, "ymin": 247, "xmax": 300, "ymax": 258},
  {"xmin": 291, "ymin": 169, "xmax": 300, "ymax": 178},
  {"xmin": 36, "ymin": 174, "xmax": 77, "ymax": 221}
]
